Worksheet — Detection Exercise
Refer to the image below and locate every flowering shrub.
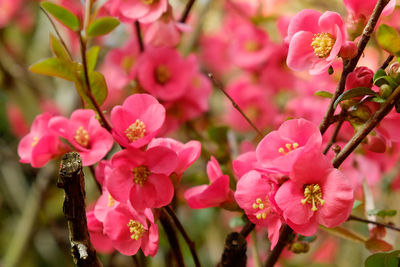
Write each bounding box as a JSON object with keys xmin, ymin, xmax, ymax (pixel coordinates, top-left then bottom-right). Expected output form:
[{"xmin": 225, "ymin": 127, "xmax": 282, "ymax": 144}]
[{"xmin": 3, "ymin": 0, "xmax": 400, "ymax": 266}]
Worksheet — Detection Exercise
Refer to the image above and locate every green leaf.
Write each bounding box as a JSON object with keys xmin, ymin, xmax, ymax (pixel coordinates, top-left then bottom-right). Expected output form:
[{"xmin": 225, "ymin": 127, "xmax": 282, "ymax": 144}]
[
  {"xmin": 373, "ymin": 69, "xmax": 387, "ymax": 84},
  {"xmin": 367, "ymin": 209, "xmax": 397, "ymax": 218},
  {"xmin": 395, "ymin": 100, "xmax": 400, "ymax": 113},
  {"xmin": 334, "ymin": 87, "xmax": 378, "ymax": 109},
  {"xmin": 371, "ymin": 97, "xmax": 387, "ymax": 103},
  {"xmin": 353, "ymin": 200, "xmax": 363, "ymax": 209},
  {"xmin": 365, "ymin": 250, "xmax": 400, "ymax": 267},
  {"xmin": 86, "ymin": 46, "xmax": 100, "ymax": 72},
  {"xmin": 41, "ymin": 1, "xmax": 80, "ymax": 31},
  {"xmin": 377, "ymin": 24, "xmax": 400, "ymax": 56},
  {"xmin": 208, "ymin": 126, "xmax": 228, "ymax": 144},
  {"xmin": 320, "ymin": 225, "xmax": 367, "ymax": 244},
  {"xmin": 49, "ymin": 34, "xmax": 70, "ymax": 62},
  {"xmin": 89, "ymin": 71, "xmax": 108, "ymax": 107},
  {"xmin": 314, "ymin": 91, "xmax": 333, "ymax": 98},
  {"xmin": 29, "ymin": 58, "xmax": 76, "ymax": 81},
  {"xmin": 87, "ymin": 17, "xmax": 120, "ymax": 37},
  {"xmin": 374, "ymin": 76, "xmax": 397, "ymax": 88}
]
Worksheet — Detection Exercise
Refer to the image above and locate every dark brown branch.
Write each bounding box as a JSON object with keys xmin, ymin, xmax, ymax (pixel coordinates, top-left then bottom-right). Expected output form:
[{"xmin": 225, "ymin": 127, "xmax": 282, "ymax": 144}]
[
  {"xmin": 239, "ymin": 221, "xmax": 255, "ymax": 238},
  {"xmin": 180, "ymin": 0, "xmax": 196, "ymax": 23},
  {"xmin": 217, "ymin": 232, "xmax": 247, "ymax": 267},
  {"xmin": 319, "ymin": 0, "xmax": 391, "ymax": 134},
  {"xmin": 264, "ymin": 225, "xmax": 293, "ymax": 267},
  {"xmin": 208, "ymin": 73, "xmax": 263, "ymax": 137},
  {"xmin": 78, "ymin": 33, "xmax": 112, "ymax": 132},
  {"xmin": 58, "ymin": 152, "xmax": 103, "ymax": 267},
  {"xmin": 380, "ymin": 54, "xmax": 394, "ymax": 70},
  {"xmin": 135, "ymin": 21, "xmax": 144, "ymax": 52},
  {"xmin": 348, "ymin": 215, "xmax": 400, "ymax": 232},
  {"xmin": 164, "ymin": 206, "xmax": 201, "ymax": 267},
  {"xmin": 159, "ymin": 209, "xmax": 185, "ymax": 267}
]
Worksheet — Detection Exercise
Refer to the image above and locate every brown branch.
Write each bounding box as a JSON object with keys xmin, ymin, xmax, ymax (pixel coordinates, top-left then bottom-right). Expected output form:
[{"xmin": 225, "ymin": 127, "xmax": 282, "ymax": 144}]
[
  {"xmin": 264, "ymin": 225, "xmax": 293, "ymax": 267},
  {"xmin": 208, "ymin": 73, "xmax": 263, "ymax": 137},
  {"xmin": 159, "ymin": 209, "xmax": 185, "ymax": 267},
  {"xmin": 239, "ymin": 221, "xmax": 255, "ymax": 238},
  {"xmin": 380, "ymin": 54, "xmax": 394, "ymax": 70},
  {"xmin": 164, "ymin": 206, "xmax": 201, "ymax": 267},
  {"xmin": 348, "ymin": 215, "xmax": 400, "ymax": 232},
  {"xmin": 323, "ymin": 113, "xmax": 346, "ymax": 154},
  {"xmin": 180, "ymin": 0, "xmax": 196, "ymax": 23},
  {"xmin": 217, "ymin": 232, "xmax": 248, "ymax": 267},
  {"xmin": 78, "ymin": 33, "xmax": 112, "ymax": 132},
  {"xmin": 135, "ymin": 21, "xmax": 144, "ymax": 52},
  {"xmin": 58, "ymin": 152, "xmax": 103, "ymax": 267},
  {"xmin": 319, "ymin": 0, "xmax": 391, "ymax": 135}
]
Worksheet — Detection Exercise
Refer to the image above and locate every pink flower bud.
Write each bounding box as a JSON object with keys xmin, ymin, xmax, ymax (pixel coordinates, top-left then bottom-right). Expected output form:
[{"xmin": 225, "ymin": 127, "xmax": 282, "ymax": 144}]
[
  {"xmin": 345, "ymin": 66, "xmax": 373, "ymax": 90},
  {"xmin": 339, "ymin": 41, "xmax": 358, "ymax": 60}
]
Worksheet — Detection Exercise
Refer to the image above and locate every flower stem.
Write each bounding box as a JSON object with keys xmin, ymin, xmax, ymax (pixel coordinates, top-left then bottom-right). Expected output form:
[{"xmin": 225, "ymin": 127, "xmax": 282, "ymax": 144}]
[
  {"xmin": 348, "ymin": 215, "xmax": 400, "ymax": 232},
  {"xmin": 180, "ymin": 0, "xmax": 196, "ymax": 23},
  {"xmin": 135, "ymin": 21, "xmax": 144, "ymax": 52}
]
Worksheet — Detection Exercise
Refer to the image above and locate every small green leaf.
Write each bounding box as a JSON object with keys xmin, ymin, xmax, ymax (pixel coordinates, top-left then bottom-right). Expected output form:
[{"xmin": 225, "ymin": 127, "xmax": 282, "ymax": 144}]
[
  {"xmin": 373, "ymin": 69, "xmax": 387, "ymax": 84},
  {"xmin": 314, "ymin": 90, "xmax": 333, "ymax": 98},
  {"xmin": 334, "ymin": 87, "xmax": 378, "ymax": 109},
  {"xmin": 49, "ymin": 34, "xmax": 70, "ymax": 62},
  {"xmin": 320, "ymin": 225, "xmax": 367, "ymax": 244},
  {"xmin": 86, "ymin": 46, "xmax": 100, "ymax": 72},
  {"xmin": 29, "ymin": 58, "xmax": 76, "ymax": 81},
  {"xmin": 367, "ymin": 209, "xmax": 397, "ymax": 218},
  {"xmin": 41, "ymin": 1, "xmax": 80, "ymax": 31},
  {"xmin": 374, "ymin": 76, "xmax": 397, "ymax": 88},
  {"xmin": 353, "ymin": 200, "xmax": 363, "ymax": 209},
  {"xmin": 87, "ymin": 17, "xmax": 120, "ymax": 37},
  {"xmin": 365, "ymin": 250, "xmax": 400, "ymax": 267},
  {"xmin": 208, "ymin": 126, "xmax": 228, "ymax": 144},
  {"xmin": 89, "ymin": 71, "xmax": 108, "ymax": 107},
  {"xmin": 371, "ymin": 97, "xmax": 387, "ymax": 103},
  {"xmin": 377, "ymin": 24, "xmax": 400, "ymax": 56}
]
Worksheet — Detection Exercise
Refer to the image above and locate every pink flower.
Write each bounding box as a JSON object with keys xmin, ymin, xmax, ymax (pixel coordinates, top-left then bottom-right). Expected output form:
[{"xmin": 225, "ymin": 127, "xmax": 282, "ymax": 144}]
[
  {"xmin": 105, "ymin": 0, "xmax": 168, "ymax": 23},
  {"xmin": 18, "ymin": 113, "xmax": 64, "ymax": 168},
  {"xmin": 233, "ymin": 151, "xmax": 257, "ymax": 180},
  {"xmin": 94, "ymin": 187, "xmax": 120, "ymax": 222},
  {"xmin": 0, "ymin": 0, "xmax": 22, "ymax": 28},
  {"xmin": 95, "ymin": 160, "xmax": 112, "ymax": 186},
  {"xmin": 7, "ymin": 103, "xmax": 29, "ymax": 138},
  {"xmin": 345, "ymin": 66, "xmax": 373, "ymax": 90},
  {"xmin": 343, "ymin": 0, "xmax": 395, "ymax": 20},
  {"xmin": 110, "ymin": 94, "xmax": 165, "ymax": 148},
  {"xmin": 275, "ymin": 149, "xmax": 354, "ymax": 236},
  {"xmin": 49, "ymin": 109, "xmax": 113, "ymax": 166},
  {"xmin": 184, "ymin": 157, "xmax": 234, "ymax": 209},
  {"xmin": 103, "ymin": 204, "xmax": 158, "ymax": 256},
  {"xmin": 106, "ymin": 147, "xmax": 178, "ymax": 210},
  {"xmin": 87, "ymin": 210, "xmax": 114, "ymax": 253},
  {"xmin": 234, "ymin": 170, "xmax": 283, "ymax": 249},
  {"xmin": 136, "ymin": 47, "xmax": 195, "ymax": 101},
  {"xmin": 256, "ymin": 119, "xmax": 322, "ymax": 173},
  {"xmin": 286, "ymin": 9, "xmax": 346, "ymax": 75},
  {"xmin": 147, "ymin": 137, "xmax": 201, "ymax": 181}
]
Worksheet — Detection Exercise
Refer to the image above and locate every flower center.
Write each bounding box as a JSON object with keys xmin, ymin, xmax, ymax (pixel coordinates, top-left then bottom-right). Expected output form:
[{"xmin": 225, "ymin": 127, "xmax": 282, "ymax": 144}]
[
  {"xmin": 31, "ymin": 136, "xmax": 39, "ymax": 147},
  {"xmin": 127, "ymin": 219, "xmax": 146, "ymax": 240},
  {"xmin": 74, "ymin": 126, "xmax": 90, "ymax": 147},
  {"xmin": 244, "ymin": 40, "xmax": 260, "ymax": 52},
  {"xmin": 132, "ymin": 166, "xmax": 150, "ymax": 186},
  {"xmin": 121, "ymin": 56, "xmax": 135, "ymax": 73},
  {"xmin": 107, "ymin": 194, "xmax": 115, "ymax": 207},
  {"xmin": 252, "ymin": 196, "xmax": 271, "ymax": 220},
  {"xmin": 125, "ymin": 119, "xmax": 146, "ymax": 142},
  {"xmin": 245, "ymin": 106, "xmax": 259, "ymax": 121},
  {"xmin": 301, "ymin": 184, "xmax": 325, "ymax": 211},
  {"xmin": 278, "ymin": 143, "xmax": 299, "ymax": 155},
  {"xmin": 311, "ymin": 33, "xmax": 335, "ymax": 58},
  {"xmin": 141, "ymin": 0, "xmax": 157, "ymax": 4},
  {"xmin": 155, "ymin": 65, "xmax": 171, "ymax": 85}
]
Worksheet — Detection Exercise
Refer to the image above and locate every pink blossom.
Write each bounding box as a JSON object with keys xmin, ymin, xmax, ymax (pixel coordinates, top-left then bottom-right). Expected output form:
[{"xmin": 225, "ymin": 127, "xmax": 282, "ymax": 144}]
[
  {"xmin": 49, "ymin": 109, "xmax": 113, "ymax": 166},
  {"xmin": 286, "ymin": 9, "xmax": 346, "ymax": 75},
  {"xmin": 184, "ymin": 157, "xmax": 234, "ymax": 209},
  {"xmin": 233, "ymin": 151, "xmax": 257, "ymax": 180},
  {"xmin": 234, "ymin": 170, "xmax": 283, "ymax": 249},
  {"xmin": 106, "ymin": 147, "xmax": 177, "ymax": 210},
  {"xmin": 256, "ymin": 119, "xmax": 322, "ymax": 173},
  {"xmin": 0, "ymin": 0, "xmax": 22, "ymax": 28},
  {"xmin": 343, "ymin": 0, "xmax": 395, "ymax": 21},
  {"xmin": 18, "ymin": 113, "xmax": 64, "ymax": 168},
  {"xmin": 136, "ymin": 47, "xmax": 195, "ymax": 101},
  {"xmin": 87, "ymin": 210, "xmax": 114, "ymax": 253},
  {"xmin": 103, "ymin": 204, "xmax": 158, "ymax": 256},
  {"xmin": 345, "ymin": 66, "xmax": 373, "ymax": 90},
  {"xmin": 275, "ymin": 149, "xmax": 354, "ymax": 236},
  {"xmin": 7, "ymin": 104, "xmax": 29, "ymax": 138},
  {"xmin": 94, "ymin": 187, "xmax": 120, "ymax": 222},
  {"xmin": 105, "ymin": 0, "xmax": 168, "ymax": 23},
  {"xmin": 199, "ymin": 34, "xmax": 232, "ymax": 76},
  {"xmin": 110, "ymin": 94, "xmax": 165, "ymax": 148},
  {"xmin": 95, "ymin": 160, "xmax": 112, "ymax": 186}
]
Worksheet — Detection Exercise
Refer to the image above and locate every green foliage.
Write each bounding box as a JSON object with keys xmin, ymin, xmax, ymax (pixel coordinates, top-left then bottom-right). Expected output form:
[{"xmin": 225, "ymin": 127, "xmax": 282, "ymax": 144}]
[
  {"xmin": 365, "ymin": 250, "xmax": 400, "ymax": 267},
  {"xmin": 86, "ymin": 46, "xmax": 100, "ymax": 72},
  {"xmin": 334, "ymin": 87, "xmax": 378, "ymax": 108},
  {"xmin": 41, "ymin": 1, "xmax": 80, "ymax": 31},
  {"xmin": 373, "ymin": 69, "xmax": 387, "ymax": 84},
  {"xmin": 29, "ymin": 58, "xmax": 76, "ymax": 81},
  {"xmin": 49, "ymin": 34, "xmax": 70, "ymax": 62},
  {"xmin": 87, "ymin": 17, "xmax": 120, "ymax": 37},
  {"xmin": 367, "ymin": 209, "xmax": 397, "ymax": 218},
  {"xmin": 314, "ymin": 91, "xmax": 333, "ymax": 98},
  {"xmin": 376, "ymin": 24, "xmax": 400, "ymax": 56}
]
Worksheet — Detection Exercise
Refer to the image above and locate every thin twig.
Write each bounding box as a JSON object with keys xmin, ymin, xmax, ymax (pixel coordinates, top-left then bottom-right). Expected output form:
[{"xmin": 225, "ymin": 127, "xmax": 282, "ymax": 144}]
[
  {"xmin": 264, "ymin": 225, "xmax": 293, "ymax": 267},
  {"xmin": 135, "ymin": 21, "xmax": 144, "ymax": 52},
  {"xmin": 380, "ymin": 54, "xmax": 394, "ymax": 70},
  {"xmin": 208, "ymin": 73, "xmax": 263, "ymax": 137},
  {"xmin": 323, "ymin": 113, "xmax": 346, "ymax": 155},
  {"xmin": 319, "ymin": 0, "xmax": 391, "ymax": 135},
  {"xmin": 164, "ymin": 206, "xmax": 201, "ymax": 267},
  {"xmin": 348, "ymin": 215, "xmax": 400, "ymax": 232},
  {"xmin": 239, "ymin": 221, "xmax": 255, "ymax": 238},
  {"xmin": 40, "ymin": 6, "xmax": 73, "ymax": 60},
  {"xmin": 180, "ymin": 0, "xmax": 196, "ymax": 23},
  {"xmin": 58, "ymin": 152, "xmax": 103, "ymax": 267}
]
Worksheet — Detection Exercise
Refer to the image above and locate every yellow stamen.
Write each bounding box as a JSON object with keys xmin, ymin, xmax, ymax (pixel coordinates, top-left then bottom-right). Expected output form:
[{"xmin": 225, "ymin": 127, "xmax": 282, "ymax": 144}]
[
  {"xmin": 125, "ymin": 119, "xmax": 146, "ymax": 142},
  {"xmin": 107, "ymin": 194, "xmax": 115, "ymax": 207},
  {"xmin": 74, "ymin": 126, "xmax": 90, "ymax": 147},
  {"xmin": 127, "ymin": 220, "xmax": 146, "ymax": 240},
  {"xmin": 278, "ymin": 142, "xmax": 299, "ymax": 155},
  {"xmin": 155, "ymin": 65, "xmax": 171, "ymax": 85},
  {"xmin": 252, "ymin": 196, "xmax": 271, "ymax": 220},
  {"xmin": 31, "ymin": 136, "xmax": 39, "ymax": 147},
  {"xmin": 132, "ymin": 166, "xmax": 151, "ymax": 186},
  {"xmin": 301, "ymin": 184, "xmax": 325, "ymax": 211},
  {"xmin": 311, "ymin": 32, "xmax": 335, "ymax": 58}
]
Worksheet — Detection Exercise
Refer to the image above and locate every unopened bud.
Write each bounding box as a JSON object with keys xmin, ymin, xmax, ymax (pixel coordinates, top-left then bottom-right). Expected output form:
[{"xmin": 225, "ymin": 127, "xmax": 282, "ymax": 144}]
[
  {"xmin": 388, "ymin": 62, "xmax": 400, "ymax": 78},
  {"xmin": 380, "ymin": 84, "xmax": 392, "ymax": 99},
  {"xmin": 290, "ymin": 242, "xmax": 310, "ymax": 254},
  {"xmin": 339, "ymin": 41, "xmax": 358, "ymax": 60}
]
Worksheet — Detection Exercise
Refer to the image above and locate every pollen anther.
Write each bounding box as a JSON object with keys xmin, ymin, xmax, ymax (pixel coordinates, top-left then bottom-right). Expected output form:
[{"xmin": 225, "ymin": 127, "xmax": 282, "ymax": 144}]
[
  {"xmin": 125, "ymin": 119, "xmax": 146, "ymax": 142},
  {"xmin": 278, "ymin": 142, "xmax": 299, "ymax": 155},
  {"xmin": 301, "ymin": 184, "xmax": 325, "ymax": 211},
  {"xmin": 311, "ymin": 32, "xmax": 335, "ymax": 58},
  {"xmin": 127, "ymin": 220, "xmax": 146, "ymax": 240},
  {"xmin": 132, "ymin": 166, "xmax": 151, "ymax": 186},
  {"xmin": 74, "ymin": 126, "xmax": 90, "ymax": 147}
]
